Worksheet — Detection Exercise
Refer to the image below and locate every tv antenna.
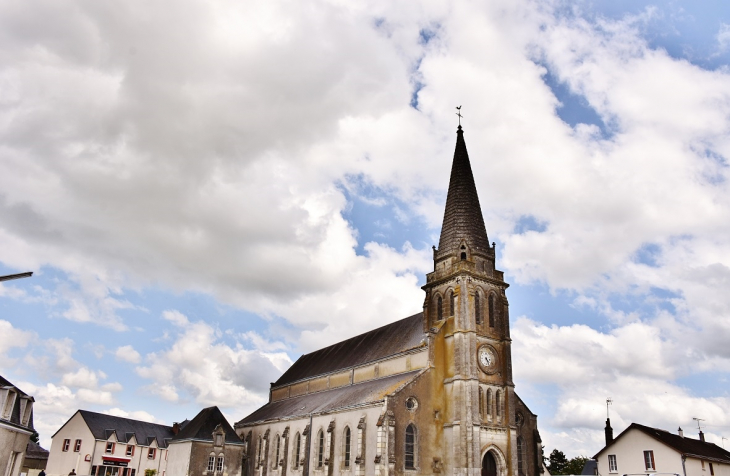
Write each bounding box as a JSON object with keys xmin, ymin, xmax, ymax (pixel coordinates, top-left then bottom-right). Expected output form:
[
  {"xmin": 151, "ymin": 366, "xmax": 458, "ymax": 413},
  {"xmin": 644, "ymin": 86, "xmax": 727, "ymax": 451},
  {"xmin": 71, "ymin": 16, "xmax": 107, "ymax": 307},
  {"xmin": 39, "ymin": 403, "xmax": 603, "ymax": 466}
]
[
  {"xmin": 693, "ymin": 417, "xmax": 705, "ymax": 431},
  {"xmin": 722, "ymin": 437, "xmax": 727, "ymax": 449},
  {"xmin": 606, "ymin": 397, "xmax": 612, "ymax": 419}
]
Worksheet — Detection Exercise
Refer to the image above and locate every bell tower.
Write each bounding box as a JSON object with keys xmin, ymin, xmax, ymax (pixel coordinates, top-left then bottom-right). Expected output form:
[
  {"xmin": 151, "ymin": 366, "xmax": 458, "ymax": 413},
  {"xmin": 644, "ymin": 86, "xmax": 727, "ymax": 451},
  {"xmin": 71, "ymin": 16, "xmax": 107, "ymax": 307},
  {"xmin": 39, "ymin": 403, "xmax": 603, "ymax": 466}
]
[{"xmin": 423, "ymin": 125, "xmax": 516, "ymax": 475}]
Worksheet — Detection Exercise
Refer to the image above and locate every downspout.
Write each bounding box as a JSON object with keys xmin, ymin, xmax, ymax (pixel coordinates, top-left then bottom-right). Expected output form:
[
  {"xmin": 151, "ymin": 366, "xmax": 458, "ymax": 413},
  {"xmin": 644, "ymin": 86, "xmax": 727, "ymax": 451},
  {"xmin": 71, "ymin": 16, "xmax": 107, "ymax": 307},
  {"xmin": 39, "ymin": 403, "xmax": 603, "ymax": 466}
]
[
  {"xmin": 88, "ymin": 441, "xmax": 98, "ymax": 476},
  {"xmin": 681, "ymin": 455, "xmax": 687, "ymax": 476}
]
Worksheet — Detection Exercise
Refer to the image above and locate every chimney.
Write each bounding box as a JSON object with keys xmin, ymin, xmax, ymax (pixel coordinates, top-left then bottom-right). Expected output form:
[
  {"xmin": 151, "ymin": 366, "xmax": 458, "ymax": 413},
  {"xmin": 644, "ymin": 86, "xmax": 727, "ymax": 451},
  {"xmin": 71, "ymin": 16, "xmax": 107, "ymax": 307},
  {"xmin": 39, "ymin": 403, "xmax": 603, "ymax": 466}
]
[
  {"xmin": 605, "ymin": 418, "xmax": 614, "ymax": 445},
  {"xmin": 172, "ymin": 422, "xmax": 180, "ymax": 435},
  {"xmin": 699, "ymin": 430, "xmax": 705, "ymax": 442},
  {"xmin": 678, "ymin": 427, "xmax": 683, "ymax": 437}
]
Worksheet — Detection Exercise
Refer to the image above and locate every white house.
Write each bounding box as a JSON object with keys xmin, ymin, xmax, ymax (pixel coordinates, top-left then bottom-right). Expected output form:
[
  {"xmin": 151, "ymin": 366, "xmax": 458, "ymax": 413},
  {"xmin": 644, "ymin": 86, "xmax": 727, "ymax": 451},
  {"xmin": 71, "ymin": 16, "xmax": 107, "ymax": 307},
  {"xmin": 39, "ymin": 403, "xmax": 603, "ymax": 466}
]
[
  {"xmin": 595, "ymin": 423, "xmax": 730, "ymax": 476},
  {"xmin": 0, "ymin": 374, "xmax": 35, "ymax": 476}
]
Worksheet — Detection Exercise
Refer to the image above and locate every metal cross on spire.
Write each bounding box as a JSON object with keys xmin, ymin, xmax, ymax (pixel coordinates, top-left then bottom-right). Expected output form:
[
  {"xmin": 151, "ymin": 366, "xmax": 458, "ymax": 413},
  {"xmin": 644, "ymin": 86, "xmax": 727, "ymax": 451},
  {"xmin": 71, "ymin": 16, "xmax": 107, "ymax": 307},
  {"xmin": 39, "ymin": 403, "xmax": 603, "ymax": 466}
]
[{"xmin": 456, "ymin": 105, "xmax": 463, "ymax": 126}]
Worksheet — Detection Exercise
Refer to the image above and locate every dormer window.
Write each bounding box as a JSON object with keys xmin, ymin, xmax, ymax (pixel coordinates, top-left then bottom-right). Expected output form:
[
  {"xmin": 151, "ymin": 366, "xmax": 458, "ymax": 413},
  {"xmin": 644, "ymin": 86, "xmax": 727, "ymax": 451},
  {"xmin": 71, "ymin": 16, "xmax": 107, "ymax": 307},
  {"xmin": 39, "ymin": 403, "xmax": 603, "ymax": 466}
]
[
  {"xmin": 460, "ymin": 245, "xmax": 467, "ymax": 260},
  {"xmin": 215, "ymin": 433, "xmax": 223, "ymax": 446},
  {"xmin": 2, "ymin": 389, "xmax": 16, "ymax": 420}
]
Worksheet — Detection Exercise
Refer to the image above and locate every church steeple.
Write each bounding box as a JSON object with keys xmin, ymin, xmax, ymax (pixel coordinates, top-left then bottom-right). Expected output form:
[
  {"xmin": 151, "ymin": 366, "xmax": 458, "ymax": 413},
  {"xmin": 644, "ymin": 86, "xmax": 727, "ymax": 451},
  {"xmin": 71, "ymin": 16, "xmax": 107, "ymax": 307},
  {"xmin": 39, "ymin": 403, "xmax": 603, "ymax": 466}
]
[{"xmin": 435, "ymin": 126, "xmax": 492, "ymax": 262}]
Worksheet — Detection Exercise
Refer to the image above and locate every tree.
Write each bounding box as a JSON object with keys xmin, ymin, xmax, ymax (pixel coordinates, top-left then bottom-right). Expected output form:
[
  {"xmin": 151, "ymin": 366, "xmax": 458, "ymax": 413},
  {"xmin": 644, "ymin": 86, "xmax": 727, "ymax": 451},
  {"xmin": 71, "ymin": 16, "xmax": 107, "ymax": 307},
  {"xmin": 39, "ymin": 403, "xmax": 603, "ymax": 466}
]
[
  {"xmin": 144, "ymin": 470, "xmax": 157, "ymax": 476},
  {"xmin": 564, "ymin": 457, "xmax": 589, "ymax": 475},
  {"xmin": 548, "ymin": 449, "xmax": 568, "ymax": 475}
]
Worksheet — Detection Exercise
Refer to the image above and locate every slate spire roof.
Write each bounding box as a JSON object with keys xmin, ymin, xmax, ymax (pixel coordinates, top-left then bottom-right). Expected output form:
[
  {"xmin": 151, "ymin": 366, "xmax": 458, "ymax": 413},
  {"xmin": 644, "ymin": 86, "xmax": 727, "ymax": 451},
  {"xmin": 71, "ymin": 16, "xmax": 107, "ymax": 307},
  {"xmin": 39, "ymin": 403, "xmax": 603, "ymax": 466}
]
[{"xmin": 436, "ymin": 126, "xmax": 491, "ymax": 258}]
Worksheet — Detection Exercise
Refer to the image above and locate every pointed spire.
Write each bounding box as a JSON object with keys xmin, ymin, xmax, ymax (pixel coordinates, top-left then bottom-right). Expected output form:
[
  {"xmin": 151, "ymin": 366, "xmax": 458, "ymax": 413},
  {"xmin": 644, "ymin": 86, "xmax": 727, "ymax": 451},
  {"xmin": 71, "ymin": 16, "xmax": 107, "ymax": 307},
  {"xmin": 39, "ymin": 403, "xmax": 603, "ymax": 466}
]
[{"xmin": 436, "ymin": 126, "xmax": 491, "ymax": 258}]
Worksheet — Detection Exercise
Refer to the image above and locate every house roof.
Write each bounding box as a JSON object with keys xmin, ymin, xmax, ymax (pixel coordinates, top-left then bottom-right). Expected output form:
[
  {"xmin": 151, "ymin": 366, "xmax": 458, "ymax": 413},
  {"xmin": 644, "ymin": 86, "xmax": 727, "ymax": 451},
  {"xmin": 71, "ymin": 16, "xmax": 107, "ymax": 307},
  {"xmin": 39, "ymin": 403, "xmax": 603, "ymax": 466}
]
[
  {"xmin": 53, "ymin": 410, "xmax": 176, "ymax": 448},
  {"xmin": 436, "ymin": 126, "xmax": 491, "ymax": 260},
  {"xmin": 0, "ymin": 374, "xmax": 34, "ymax": 431},
  {"xmin": 272, "ymin": 313, "xmax": 426, "ymax": 387},
  {"xmin": 595, "ymin": 423, "xmax": 730, "ymax": 463},
  {"xmin": 238, "ymin": 369, "xmax": 425, "ymax": 426},
  {"xmin": 25, "ymin": 441, "xmax": 49, "ymax": 460},
  {"xmin": 172, "ymin": 406, "xmax": 242, "ymax": 444}
]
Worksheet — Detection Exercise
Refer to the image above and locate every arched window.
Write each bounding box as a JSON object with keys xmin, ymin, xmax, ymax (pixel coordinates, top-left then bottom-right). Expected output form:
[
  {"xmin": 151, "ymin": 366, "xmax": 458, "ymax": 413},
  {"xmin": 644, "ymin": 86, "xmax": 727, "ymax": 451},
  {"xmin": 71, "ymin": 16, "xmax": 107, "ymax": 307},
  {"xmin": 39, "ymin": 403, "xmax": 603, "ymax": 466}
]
[
  {"xmin": 437, "ymin": 296, "xmax": 443, "ymax": 320},
  {"xmin": 207, "ymin": 454, "xmax": 215, "ymax": 472},
  {"xmin": 449, "ymin": 290, "xmax": 455, "ymax": 316},
  {"xmin": 317, "ymin": 430, "xmax": 325, "ymax": 468},
  {"xmin": 478, "ymin": 388, "xmax": 483, "ymax": 420},
  {"xmin": 293, "ymin": 432, "xmax": 301, "ymax": 468},
  {"xmin": 517, "ymin": 437, "xmax": 525, "ymax": 476},
  {"xmin": 257, "ymin": 436, "xmax": 262, "ymax": 466},
  {"xmin": 488, "ymin": 294, "xmax": 496, "ymax": 328},
  {"xmin": 487, "ymin": 389, "xmax": 493, "ymax": 420},
  {"xmin": 343, "ymin": 426, "xmax": 351, "ymax": 468},
  {"xmin": 475, "ymin": 292, "xmax": 482, "ymax": 325},
  {"xmin": 216, "ymin": 454, "xmax": 224, "ymax": 473},
  {"xmin": 496, "ymin": 390, "xmax": 502, "ymax": 421},
  {"xmin": 275, "ymin": 434, "xmax": 280, "ymax": 466},
  {"xmin": 405, "ymin": 424, "xmax": 416, "ymax": 470}
]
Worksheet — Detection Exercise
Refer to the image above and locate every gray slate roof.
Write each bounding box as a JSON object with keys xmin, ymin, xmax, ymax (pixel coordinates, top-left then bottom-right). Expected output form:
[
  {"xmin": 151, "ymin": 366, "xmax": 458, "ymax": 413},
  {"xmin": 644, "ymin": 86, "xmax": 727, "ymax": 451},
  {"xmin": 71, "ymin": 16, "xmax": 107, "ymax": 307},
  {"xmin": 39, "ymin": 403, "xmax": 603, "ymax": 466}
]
[
  {"xmin": 595, "ymin": 423, "xmax": 730, "ymax": 463},
  {"xmin": 273, "ymin": 313, "xmax": 426, "ymax": 387},
  {"xmin": 238, "ymin": 370, "xmax": 425, "ymax": 426},
  {"xmin": 436, "ymin": 126, "xmax": 491, "ymax": 259},
  {"xmin": 54, "ymin": 410, "xmax": 176, "ymax": 448},
  {"xmin": 172, "ymin": 406, "xmax": 242, "ymax": 444}
]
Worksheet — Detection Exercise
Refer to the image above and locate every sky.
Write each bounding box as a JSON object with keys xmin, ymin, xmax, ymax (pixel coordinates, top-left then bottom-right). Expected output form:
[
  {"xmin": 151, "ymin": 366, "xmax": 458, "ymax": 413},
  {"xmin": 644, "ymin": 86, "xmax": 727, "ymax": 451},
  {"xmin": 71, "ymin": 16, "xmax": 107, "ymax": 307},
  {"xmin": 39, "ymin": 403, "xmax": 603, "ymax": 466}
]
[{"xmin": 1, "ymin": 0, "xmax": 730, "ymax": 458}]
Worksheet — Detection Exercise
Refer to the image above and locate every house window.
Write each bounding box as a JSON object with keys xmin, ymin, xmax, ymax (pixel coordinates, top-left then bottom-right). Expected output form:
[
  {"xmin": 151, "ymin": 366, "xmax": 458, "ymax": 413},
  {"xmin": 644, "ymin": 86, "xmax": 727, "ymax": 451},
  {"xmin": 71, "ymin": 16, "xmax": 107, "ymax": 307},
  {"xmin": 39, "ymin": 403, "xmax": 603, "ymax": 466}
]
[
  {"xmin": 294, "ymin": 432, "xmax": 301, "ymax": 468},
  {"xmin": 106, "ymin": 442, "xmax": 115, "ymax": 454},
  {"xmin": 405, "ymin": 424, "xmax": 416, "ymax": 470},
  {"xmin": 343, "ymin": 426, "xmax": 351, "ymax": 468},
  {"xmin": 74, "ymin": 439, "xmax": 82, "ymax": 452},
  {"xmin": 126, "ymin": 445, "xmax": 134, "ymax": 457},
  {"xmin": 488, "ymin": 294, "xmax": 495, "ymax": 328},
  {"xmin": 643, "ymin": 450, "xmax": 655, "ymax": 471},
  {"xmin": 148, "ymin": 448, "xmax": 156, "ymax": 459},
  {"xmin": 475, "ymin": 293, "xmax": 482, "ymax": 324},
  {"xmin": 517, "ymin": 437, "xmax": 525, "ymax": 476},
  {"xmin": 63, "ymin": 439, "xmax": 70, "ymax": 452},
  {"xmin": 608, "ymin": 455, "xmax": 617, "ymax": 472},
  {"xmin": 208, "ymin": 455, "xmax": 215, "ymax": 472},
  {"xmin": 215, "ymin": 433, "xmax": 223, "ymax": 446},
  {"xmin": 216, "ymin": 456, "xmax": 224, "ymax": 473},
  {"xmin": 317, "ymin": 430, "xmax": 325, "ymax": 468}
]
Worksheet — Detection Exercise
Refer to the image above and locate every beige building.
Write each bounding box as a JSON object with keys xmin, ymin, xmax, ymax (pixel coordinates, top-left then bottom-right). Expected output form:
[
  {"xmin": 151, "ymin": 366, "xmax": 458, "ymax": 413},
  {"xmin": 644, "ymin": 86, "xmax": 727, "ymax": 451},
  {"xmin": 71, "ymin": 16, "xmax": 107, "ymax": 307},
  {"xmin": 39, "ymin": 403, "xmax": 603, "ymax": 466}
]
[
  {"xmin": 234, "ymin": 126, "xmax": 543, "ymax": 476},
  {"xmin": 595, "ymin": 423, "xmax": 730, "ymax": 476},
  {"xmin": 0, "ymin": 374, "xmax": 35, "ymax": 476}
]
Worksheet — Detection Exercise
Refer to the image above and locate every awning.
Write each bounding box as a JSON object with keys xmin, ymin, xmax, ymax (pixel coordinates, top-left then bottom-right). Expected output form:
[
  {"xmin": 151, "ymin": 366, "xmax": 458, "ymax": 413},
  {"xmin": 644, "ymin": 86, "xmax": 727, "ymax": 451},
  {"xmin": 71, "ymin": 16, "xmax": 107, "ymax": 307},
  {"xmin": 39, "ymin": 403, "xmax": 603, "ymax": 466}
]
[{"xmin": 102, "ymin": 457, "xmax": 131, "ymax": 463}]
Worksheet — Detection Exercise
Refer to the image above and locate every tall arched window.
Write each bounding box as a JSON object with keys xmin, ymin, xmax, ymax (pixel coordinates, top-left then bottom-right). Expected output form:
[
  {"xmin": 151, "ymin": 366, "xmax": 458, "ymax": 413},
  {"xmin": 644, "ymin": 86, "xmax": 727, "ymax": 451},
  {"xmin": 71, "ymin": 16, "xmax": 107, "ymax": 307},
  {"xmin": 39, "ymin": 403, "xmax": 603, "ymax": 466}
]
[
  {"xmin": 437, "ymin": 296, "xmax": 443, "ymax": 320},
  {"xmin": 478, "ymin": 388, "xmax": 483, "ymax": 420},
  {"xmin": 405, "ymin": 424, "xmax": 416, "ymax": 470},
  {"xmin": 207, "ymin": 454, "xmax": 215, "ymax": 472},
  {"xmin": 517, "ymin": 437, "xmax": 525, "ymax": 476},
  {"xmin": 486, "ymin": 389, "xmax": 493, "ymax": 421},
  {"xmin": 293, "ymin": 432, "xmax": 301, "ymax": 468},
  {"xmin": 275, "ymin": 435, "xmax": 280, "ymax": 466},
  {"xmin": 449, "ymin": 291, "xmax": 455, "ymax": 316},
  {"xmin": 216, "ymin": 454, "xmax": 224, "ymax": 473},
  {"xmin": 343, "ymin": 426, "xmax": 351, "ymax": 468},
  {"xmin": 257, "ymin": 437, "xmax": 262, "ymax": 466},
  {"xmin": 488, "ymin": 294, "xmax": 496, "ymax": 328},
  {"xmin": 317, "ymin": 430, "xmax": 325, "ymax": 468},
  {"xmin": 475, "ymin": 292, "xmax": 482, "ymax": 324},
  {"xmin": 495, "ymin": 390, "xmax": 502, "ymax": 422}
]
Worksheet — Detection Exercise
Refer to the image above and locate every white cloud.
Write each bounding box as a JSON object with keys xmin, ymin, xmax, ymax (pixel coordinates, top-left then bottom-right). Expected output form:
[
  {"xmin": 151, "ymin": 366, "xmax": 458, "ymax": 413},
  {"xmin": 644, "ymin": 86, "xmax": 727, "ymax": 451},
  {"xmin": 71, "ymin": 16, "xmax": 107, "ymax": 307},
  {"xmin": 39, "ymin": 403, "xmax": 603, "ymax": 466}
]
[
  {"xmin": 104, "ymin": 408, "xmax": 164, "ymax": 424},
  {"xmin": 115, "ymin": 345, "xmax": 142, "ymax": 364},
  {"xmin": 718, "ymin": 23, "xmax": 730, "ymax": 53},
  {"xmin": 136, "ymin": 310, "xmax": 293, "ymax": 414}
]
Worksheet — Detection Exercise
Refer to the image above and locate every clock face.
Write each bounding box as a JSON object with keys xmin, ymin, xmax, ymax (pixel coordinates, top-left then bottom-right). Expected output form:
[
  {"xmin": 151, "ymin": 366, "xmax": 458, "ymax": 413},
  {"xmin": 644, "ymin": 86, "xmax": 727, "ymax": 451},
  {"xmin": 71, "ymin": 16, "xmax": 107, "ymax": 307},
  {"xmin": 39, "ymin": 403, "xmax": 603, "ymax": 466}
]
[{"xmin": 478, "ymin": 345, "xmax": 498, "ymax": 373}]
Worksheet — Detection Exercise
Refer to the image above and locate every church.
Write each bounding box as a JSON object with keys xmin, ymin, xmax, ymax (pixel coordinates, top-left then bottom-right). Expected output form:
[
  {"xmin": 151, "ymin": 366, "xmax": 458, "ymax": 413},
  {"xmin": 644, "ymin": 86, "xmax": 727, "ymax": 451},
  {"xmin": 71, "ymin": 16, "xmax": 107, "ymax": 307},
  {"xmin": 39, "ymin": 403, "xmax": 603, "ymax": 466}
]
[{"xmin": 234, "ymin": 125, "xmax": 543, "ymax": 476}]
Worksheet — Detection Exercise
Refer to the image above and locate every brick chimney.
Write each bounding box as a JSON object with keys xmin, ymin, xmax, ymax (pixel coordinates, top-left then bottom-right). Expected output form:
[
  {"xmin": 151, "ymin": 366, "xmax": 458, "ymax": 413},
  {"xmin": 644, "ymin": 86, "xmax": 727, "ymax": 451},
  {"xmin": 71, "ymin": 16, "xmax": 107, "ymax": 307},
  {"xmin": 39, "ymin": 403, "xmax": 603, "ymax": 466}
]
[
  {"xmin": 699, "ymin": 430, "xmax": 705, "ymax": 442},
  {"xmin": 172, "ymin": 422, "xmax": 180, "ymax": 435},
  {"xmin": 605, "ymin": 418, "xmax": 614, "ymax": 445},
  {"xmin": 678, "ymin": 427, "xmax": 683, "ymax": 437}
]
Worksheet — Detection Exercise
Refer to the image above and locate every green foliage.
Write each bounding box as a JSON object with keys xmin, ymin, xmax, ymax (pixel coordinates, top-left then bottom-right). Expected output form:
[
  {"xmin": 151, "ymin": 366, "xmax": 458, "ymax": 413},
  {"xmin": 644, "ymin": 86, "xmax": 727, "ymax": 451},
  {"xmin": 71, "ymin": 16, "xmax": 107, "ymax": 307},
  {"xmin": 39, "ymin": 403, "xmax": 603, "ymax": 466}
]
[
  {"xmin": 144, "ymin": 470, "xmax": 157, "ymax": 476},
  {"xmin": 547, "ymin": 449, "xmax": 590, "ymax": 475}
]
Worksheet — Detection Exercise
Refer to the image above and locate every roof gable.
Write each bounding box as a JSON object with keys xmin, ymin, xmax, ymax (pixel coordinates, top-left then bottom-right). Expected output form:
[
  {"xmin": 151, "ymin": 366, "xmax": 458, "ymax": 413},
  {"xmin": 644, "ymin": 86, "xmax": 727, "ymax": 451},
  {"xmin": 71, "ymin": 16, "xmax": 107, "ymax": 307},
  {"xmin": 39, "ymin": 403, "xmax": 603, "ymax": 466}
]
[
  {"xmin": 596, "ymin": 423, "xmax": 730, "ymax": 463},
  {"xmin": 173, "ymin": 406, "xmax": 242, "ymax": 444},
  {"xmin": 273, "ymin": 313, "xmax": 426, "ymax": 387}
]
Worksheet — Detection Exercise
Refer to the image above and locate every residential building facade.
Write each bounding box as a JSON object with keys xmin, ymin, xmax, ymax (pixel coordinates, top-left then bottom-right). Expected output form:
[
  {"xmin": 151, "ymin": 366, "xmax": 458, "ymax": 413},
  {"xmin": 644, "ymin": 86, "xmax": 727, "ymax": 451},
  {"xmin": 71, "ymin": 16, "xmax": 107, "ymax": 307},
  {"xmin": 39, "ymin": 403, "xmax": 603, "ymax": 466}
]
[
  {"xmin": 0, "ymin": 374, "xmax": 35, "ymax": 476},
  {"xmin": 595, "ymin": 423, "xmax": 730, "ymax": 476}
]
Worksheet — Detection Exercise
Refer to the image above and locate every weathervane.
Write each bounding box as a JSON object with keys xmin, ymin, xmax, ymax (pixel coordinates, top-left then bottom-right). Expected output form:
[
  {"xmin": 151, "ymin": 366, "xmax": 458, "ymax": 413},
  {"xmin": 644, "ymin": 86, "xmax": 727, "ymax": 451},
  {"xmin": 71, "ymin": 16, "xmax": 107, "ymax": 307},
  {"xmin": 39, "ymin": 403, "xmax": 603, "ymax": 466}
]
[
  {"xmin": 456, "ymin": 105, "xmax": 463, "ymax": 126},
  {"xmin": 606, "ymin": 397, "xmax": 612, "ymax": 419}
]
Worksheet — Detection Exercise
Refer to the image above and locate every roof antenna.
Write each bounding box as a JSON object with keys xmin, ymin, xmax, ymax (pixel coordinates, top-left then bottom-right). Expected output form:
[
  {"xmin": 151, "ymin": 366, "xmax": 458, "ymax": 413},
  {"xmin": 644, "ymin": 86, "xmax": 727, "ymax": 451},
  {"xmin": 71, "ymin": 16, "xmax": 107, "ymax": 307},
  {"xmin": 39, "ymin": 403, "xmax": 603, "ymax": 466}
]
[
  {"xmin": 606, "ymin": 397, "xmax": 612, "ymax": 419},
  {"xmin": 456, "ymin": 105, "xmax": 463, "ymax": 127},
  {"xmin": 693, "ymin": 417, "xmax": 705, "ymax": 431}
]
